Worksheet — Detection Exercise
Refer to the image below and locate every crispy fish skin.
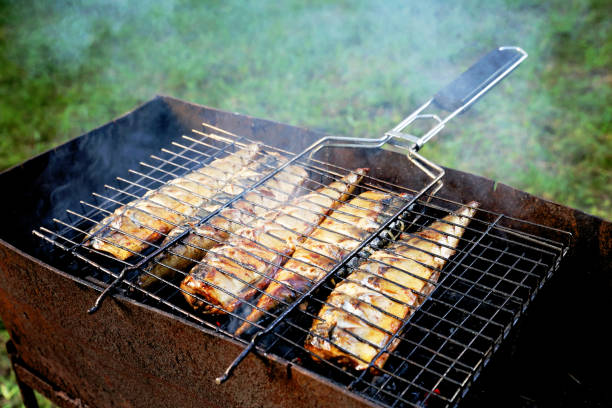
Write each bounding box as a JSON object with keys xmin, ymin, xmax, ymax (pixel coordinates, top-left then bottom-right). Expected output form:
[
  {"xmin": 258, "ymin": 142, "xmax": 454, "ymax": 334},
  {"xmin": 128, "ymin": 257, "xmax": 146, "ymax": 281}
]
[
  {"xmin": 180, "ymin": 169, "xmax": 368, "ymax": 314},
  {"xmin": 86, "ymin": 144, "xmax": 261, "ymax": 260},
  {"xmin": 138, "ymin": 156, "xmax": 308, "ymax": 288},
  {"xmin": 305, "ymin": 201, "xmax": 479, "ymax": 371},
  {"xmin": 236, "ymin": 190, "xmax": 407, "ymax": 335}
]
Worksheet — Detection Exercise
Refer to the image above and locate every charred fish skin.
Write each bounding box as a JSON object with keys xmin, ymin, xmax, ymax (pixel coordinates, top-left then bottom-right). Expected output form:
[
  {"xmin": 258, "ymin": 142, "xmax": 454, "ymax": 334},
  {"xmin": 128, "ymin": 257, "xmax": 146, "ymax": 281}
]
[
  {"xmin": 86, "ymin": 143, "xmax": 262, "ymax": 260},
  {"xmin": 305, "ymin": 201, "xmax": 479, "ymax": 371},
  {"xmin": 138, "ymin": 152, "xmax": 308, "ymax": 288},
  {"xmin": 180, "ymin": 169, "xmax": 368, "ymax": 315},
  {"xmin": 235, "ymin": 191, "xmax": 408, "ymax": 336}
]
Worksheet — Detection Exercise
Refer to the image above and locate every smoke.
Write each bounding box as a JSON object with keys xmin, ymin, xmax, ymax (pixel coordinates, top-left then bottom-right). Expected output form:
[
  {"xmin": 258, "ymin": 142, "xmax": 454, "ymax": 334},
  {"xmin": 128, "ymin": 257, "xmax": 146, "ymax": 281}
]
[
  {"xmin": 4, "ymin": 0, "xmax": 608, "ymax": 215},
  {"xmin": 28, "ymin": 2, "xmax": 167, "ymax": 65}
]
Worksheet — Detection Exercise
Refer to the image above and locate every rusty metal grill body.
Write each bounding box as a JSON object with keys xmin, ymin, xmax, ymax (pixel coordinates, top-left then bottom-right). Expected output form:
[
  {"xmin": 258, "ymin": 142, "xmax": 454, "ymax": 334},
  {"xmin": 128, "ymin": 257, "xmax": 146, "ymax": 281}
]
[
  {"xmin": 0, "ymin": 96, "xmax": 610, "ymax": 407},
  {"xmin": 31, "ymin": 116, "xmax": 570, "ymax": 408},
  {"xmin": 24, "ymin": 46, "xmax": 573, "ymax": 407}
]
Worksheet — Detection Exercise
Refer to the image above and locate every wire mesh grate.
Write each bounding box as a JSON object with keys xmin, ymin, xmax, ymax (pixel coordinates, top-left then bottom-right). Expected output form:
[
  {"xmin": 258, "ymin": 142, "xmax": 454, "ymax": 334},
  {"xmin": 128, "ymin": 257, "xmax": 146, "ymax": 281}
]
[
  {"xmin": 254, "ymin": 200, "xmax": 569, "ymax": 408},
  {"xmin": 33, "ymin": 123, "xmax": 570, "ymax": 408}
]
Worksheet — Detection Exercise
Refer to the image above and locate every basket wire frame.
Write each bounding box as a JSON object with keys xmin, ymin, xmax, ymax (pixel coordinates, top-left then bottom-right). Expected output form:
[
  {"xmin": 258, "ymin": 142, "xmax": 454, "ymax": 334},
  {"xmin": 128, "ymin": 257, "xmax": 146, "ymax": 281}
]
[
  {"xmin": 32, "ymin": 46, "xmax": 572, "ymax": 408},
  {"xmin": 33, "ymin": 122, "xmax": 570, "ymax": 408}
]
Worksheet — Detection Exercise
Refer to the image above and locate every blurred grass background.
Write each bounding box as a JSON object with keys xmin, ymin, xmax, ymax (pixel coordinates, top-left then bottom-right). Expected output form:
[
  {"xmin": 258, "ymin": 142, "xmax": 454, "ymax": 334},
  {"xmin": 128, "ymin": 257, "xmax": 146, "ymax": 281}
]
[{"xmin": 0, "ymin": 0, "xmax": 610, "ymax": 406}]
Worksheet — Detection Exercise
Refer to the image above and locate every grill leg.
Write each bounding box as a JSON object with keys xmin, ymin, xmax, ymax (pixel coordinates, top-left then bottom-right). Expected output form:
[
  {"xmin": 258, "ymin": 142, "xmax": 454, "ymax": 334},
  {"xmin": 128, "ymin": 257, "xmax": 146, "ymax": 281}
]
[
  {"xmin": 15, "ymin": 376, "xmax": 39, "ymax": 408},
  {"xmin": 6, "ymin": 340, "xmax": 40, "ymax": 408}
]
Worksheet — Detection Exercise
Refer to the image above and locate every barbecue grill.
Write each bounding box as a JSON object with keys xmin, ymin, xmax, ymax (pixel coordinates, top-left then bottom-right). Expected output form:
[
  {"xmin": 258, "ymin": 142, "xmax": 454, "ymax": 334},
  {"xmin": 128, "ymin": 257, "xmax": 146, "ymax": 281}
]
[{"xmin": 1, "ymin": 47, "xmax": 611, "ymax": 408}]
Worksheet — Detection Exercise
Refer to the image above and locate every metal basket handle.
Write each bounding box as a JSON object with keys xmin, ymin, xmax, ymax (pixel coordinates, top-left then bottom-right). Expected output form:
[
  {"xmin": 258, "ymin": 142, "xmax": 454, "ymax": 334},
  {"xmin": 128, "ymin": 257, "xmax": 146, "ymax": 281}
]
[{"xmin": 386, "ymin": 46, "xmax": 528, "ymax": 151}]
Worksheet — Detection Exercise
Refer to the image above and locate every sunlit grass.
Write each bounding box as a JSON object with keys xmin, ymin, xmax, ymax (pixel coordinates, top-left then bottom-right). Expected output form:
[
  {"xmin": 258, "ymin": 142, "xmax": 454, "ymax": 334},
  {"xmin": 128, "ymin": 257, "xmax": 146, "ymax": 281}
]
[
  {"xmin": 0, "ymin": 0, "xmax": 610, "ymax": 217},
  {"xmin": 0, "ymin": 0, "xmax": 610, "ymax": 405}
]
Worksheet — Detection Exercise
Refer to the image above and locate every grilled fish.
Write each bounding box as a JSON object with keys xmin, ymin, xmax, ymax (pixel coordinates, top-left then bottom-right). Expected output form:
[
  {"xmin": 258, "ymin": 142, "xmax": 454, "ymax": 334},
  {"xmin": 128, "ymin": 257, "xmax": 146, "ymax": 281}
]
[
  {"xmin": 180, "ymin": 169, "xmax": 368, "ymax": 314},
  {"xmin": 235, "ymin": 190, "xmax": 407, "ymax": 335},
  {"xmin": 305, "ymin": 201, "xmax": 479, "ymax": 371},
  {"xmin": 86, "ymin": 144, "xmax": 261, "ymax": 260},
  {"xmin": 138, "ymin": 154, "xmax": 309, "ymax": 288}
]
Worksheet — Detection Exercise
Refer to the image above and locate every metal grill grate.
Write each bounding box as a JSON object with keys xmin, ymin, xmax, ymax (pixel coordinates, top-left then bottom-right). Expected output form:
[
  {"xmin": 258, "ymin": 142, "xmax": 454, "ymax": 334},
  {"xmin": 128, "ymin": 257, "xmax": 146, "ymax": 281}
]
[
  {"xmin": 33, "ymin": 122, "xmax": 570, "ymax": 408},
  {"xmin": 31, "ymin": 47, "xmax": 571, "ymax": 408},
  {"xmin": 33, "ymin": 122, "xmax": 444, "ymax": 333},
  {"xmin": 246, "ymin": 198, "xmax": 570, "ymax": 408}
]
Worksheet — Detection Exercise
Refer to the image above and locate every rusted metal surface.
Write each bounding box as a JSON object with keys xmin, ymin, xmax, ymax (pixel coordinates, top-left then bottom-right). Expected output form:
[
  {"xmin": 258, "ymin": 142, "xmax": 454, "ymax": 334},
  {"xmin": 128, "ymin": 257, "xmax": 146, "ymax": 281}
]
[
  {"xmin": 7, "ymin": 339, "xmax": 87, "ymax": 408},
  {"xmin": 0, "ymin": 96, "xmax": 610, "ymax": 407},
  {"xmin": 6, "ymin": 341, "xmax": 40, "ymax": 408},
  {"xmin": 0, "ymin": 242, "xmax": 377, "ymax": 408},
  {"xmin": 12, "ymin": 363, "xmax": 82, "ymax": 408}
]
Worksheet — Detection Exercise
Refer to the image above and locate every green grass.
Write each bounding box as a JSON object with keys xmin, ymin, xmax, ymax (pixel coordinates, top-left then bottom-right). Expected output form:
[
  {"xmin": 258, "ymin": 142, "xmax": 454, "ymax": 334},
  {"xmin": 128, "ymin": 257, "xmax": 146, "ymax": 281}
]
[
  {"xmin": 0, "ymin": 321, "xmax": 19, "ymax": 407},
  {"xmin": 0, "ymin": 0, "xmax": 610, "ymax": 405},
  {"xmin": 0, "ymin": 0, "xmax": 610, "ymax": 217}
]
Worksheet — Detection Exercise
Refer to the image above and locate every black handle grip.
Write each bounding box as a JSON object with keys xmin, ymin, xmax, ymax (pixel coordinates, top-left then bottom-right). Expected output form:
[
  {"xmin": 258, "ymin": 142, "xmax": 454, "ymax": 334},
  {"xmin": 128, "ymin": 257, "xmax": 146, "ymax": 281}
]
[{"xmin": 433, "ymin": 47, "xmax": 525, "ymax": 113}]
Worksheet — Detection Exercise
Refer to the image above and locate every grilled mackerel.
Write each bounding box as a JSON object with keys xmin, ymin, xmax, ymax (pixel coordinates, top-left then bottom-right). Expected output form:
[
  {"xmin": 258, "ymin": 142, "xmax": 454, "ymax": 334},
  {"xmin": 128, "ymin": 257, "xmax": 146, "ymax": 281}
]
[
  {"xmin": 236, "ymin": 190, "xmax": 406, "ymax": 335},
  {"xmin": 305, "ymin": 201, "xmax": 479, "ymax": 371},
  {"xmin": 138, "ymin": 155, "xmax": 309, "ymax": 288},
  {"xmin": 180, "ymin": 169, "xmax": 368, "ymax": 314},
  {"xmin": 86, "ymin": 143, "xmax": 261, "ymax": 260}
]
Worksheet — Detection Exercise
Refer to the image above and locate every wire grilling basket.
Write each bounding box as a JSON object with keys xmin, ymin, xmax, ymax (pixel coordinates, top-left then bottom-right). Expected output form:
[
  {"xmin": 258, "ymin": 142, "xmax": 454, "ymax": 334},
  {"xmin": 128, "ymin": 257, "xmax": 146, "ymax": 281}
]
[{"xmin": 33, "ymin": 47, "xmax": 572, "ymax": 407}]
